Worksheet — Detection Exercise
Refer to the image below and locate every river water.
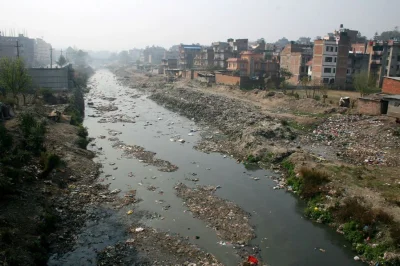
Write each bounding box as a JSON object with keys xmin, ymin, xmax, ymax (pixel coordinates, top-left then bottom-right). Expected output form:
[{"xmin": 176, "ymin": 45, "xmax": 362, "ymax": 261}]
[{"xmin": 52, "ymin": 69, "xmax": 363, "ymax": 266}]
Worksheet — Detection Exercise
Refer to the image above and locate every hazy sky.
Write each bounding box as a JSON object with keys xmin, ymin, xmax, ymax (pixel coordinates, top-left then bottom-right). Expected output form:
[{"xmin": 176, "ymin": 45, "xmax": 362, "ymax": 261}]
[{"xmin": 1, "ymin": 0, "xmax": 399, "ymax": 51}]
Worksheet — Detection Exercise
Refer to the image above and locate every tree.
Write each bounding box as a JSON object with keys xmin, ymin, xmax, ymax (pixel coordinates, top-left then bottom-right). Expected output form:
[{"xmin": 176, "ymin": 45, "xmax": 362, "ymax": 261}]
[
  {"xmin": 57, "ymin": 55, "xmax": 67, "ymax": 66},
  {"xmin": 300, "ymin": 76, "xmax": 311, "ymax": 98},
  {"xmin": 279, "ymin": 68, "xmax": 293, "ymax": 92},
  {"xmin": 0, "ymin": 58, "xmax": 32, "ymax": 106},
  {"xmin": 353, "ymin": 71, "xmax": 378, "ymax": 97}
]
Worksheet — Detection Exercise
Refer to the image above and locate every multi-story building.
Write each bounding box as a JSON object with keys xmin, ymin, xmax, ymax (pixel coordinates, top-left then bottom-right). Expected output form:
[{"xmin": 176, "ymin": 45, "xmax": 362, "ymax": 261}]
[
  {"xmin": 129, "ymin": 48, "xmax": 143, "ymax": 62},
  {"xmin": 193, "ymin": 47, "xmax": 214, "ymax": 68},
  {"xmin": 0, "ymin": 34, "xmax": 35, "ymax": 67},
  {"xmin": 142, "ymin": 46, "xmax": 166, "ymax": 64},
  {"xmin": 212, "ymin": 42, "xmax": 232, "ymax": 68},
  {"xmin": 178, "ymin": 44, "xmax": 202, "ymax": 69},
  {"xmin": 367, "ymin": 40, "xmax": 400, "ymax": 87},
  {"xmin": 227, "ymin": 51, "xmax": 278, "ymax": 78},
  {"xmin": 280, "ymin": 43, "xmax": 313, "ymax": 85},
  {"xmin": 34, "ymin": 38, "xmax": 52, "ymax": 67},
  {"xmin": 311, "ymin": 30, "xmax": 350, "ymax": 86},
  {"xmin": 228, "ymin": 38, "xmax": 248, "ymax": 57},
  {"xmin": 346, "ymin": 52, "xmax": 369, "ymax": 83}
]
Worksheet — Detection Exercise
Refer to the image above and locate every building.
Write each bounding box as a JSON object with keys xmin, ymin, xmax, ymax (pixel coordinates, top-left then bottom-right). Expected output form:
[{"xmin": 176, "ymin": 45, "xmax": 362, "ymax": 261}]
[
  {"xmin": 227, "ymin": 51, "xmax": 277, "ymax": 77},
  {"xmin": 178, "ymin": 44, "xmax": 202, "ymax": 69},
  {"xmin": 367, "ymin": 40, "xmax": 400, "ymax": 87},
  {"xmin": 346, "ymin": 52, "xmax": 369, "ymax": 83},
  {"xmin": 212, "ymin": 42, "xmax": 232, "ymax": 68},
  {"xmin": 142, "ymin": 46, "xmax": 166, "ymax": 64},
  {"xmin": 0, "ymin": 34, "xmax": 35, "ymax": 67},
  {"xmin": 311, "ymin": 30, "xmax": 350, "ymax": 86},
  {"xmin": 382, "ymin": 77, "xmax": 400, "ymax": 94},
  {"xmin": 228, "ymin": 38, "xmax": 248, "ymax": 57},
  {"xmin": 34, "ymin": 38, "xmax": 52, "ymax": 67},
  {"xmin": 193, "ymin": 47, "xmax": 214, "ymax": 68},
  {"xmin": 280, "ymin": 43, "xmax": 313, "ymax": 85},
  {"xmin": 159, "ymin": 58, "xmax": 178, "ymax": 74}
]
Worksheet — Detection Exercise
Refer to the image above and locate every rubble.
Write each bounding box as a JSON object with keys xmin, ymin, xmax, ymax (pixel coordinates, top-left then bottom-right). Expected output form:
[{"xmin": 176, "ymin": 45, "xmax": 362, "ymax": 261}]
[{"xmin": 174, "ymin": 183, "xmax": 255, "ymax": 243}]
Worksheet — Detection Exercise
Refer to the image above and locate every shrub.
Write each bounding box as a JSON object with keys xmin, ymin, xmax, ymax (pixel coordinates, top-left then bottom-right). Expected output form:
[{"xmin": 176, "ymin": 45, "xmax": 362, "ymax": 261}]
[
  {"xmin": 314, "ymin": 95, "xmax": 321, "ymax": 101},
  {"xmin": 75, "ymin": 137, "xmax": 89, "ymax": 149},
  {"xmin": 39, "ymin": 88, "xmax": 57, "ymax": 104},
  {"xmin": 299, "ymin": 167, "xmax": 329, "ymax": 199},
  {"xmin": 304, "ymin": 198, "xmax": 333, "ymax": 224},
  {"xmin": 281, "ymin": 120, "xmax": 289, "ymax": 126},
  {"xmin": 0, "ymin": 173, "xmax": 14, "ymax": 195},
  {"xmin": 40, "ymin": 152, "xmax": 61, "ymax": 177},
  {"xmin": 390, "ymin": 223, "xmax": 400, "ymax": 247},
  {"xmin": 0, "ymin": 123, "xmax": 12, "ymax": 153},
  {"xmin": 393, "ymin": 127, "xmax": 400, "ymax": 137},
  {"xmin": 334, "ymin": 197, "xmax": 376, "ymax": 226},
  {"xmin": 343, "ymin": 221, "xmax": 365, "ymax": 243},
  {"xmin": 77, "ymin": 125, "xmax": 88, "ymax": 138},
  {"xmin": 246, "ymin": 154, "xmax": 260, "ymax": 163},
  {"xmin": 18, "ymin": 113, "xmax": 47, "ymax": 154}
]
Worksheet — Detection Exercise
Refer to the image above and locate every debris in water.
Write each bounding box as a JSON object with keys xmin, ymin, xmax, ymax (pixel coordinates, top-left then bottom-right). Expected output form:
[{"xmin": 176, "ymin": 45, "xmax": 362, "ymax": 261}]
[{"xmin": 127, "ymin": 210, "xmax": 133, "ymax": 215}]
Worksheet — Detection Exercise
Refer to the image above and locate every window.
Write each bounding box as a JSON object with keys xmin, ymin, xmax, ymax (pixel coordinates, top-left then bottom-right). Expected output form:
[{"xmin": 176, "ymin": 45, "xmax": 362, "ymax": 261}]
[
  {"xmin": 397, "ymin": 65, "xmax": 399, "ymax": 70},
  {"xmin": 335, "ymin": 47, "xmax": 338, "ymax": 52},
  {"xmin": 325, "ymin": 57, "xmax": 333, "ymax": 62},
  {"xmin": 323, "ymin": 78, "xmax": 329, "ymax": 84},
  {"xmin": 326, "ymin": 46, "xmax": 330, "ymax": 52},
  {"xmin": 397, "ymin": 56, "xmax": 400, "ymax": 61},
  {"xmin": 324, "ymin": 67, "xmax": 331, "ymax": 73},
  {"xmin": 333, "ymin": 68, "xmax": 336, "ymax": 73},
  {"xmin": 334, "ymin": 57, "xmax": 337, "ymax": 62},
  {"xmin": 346, "ymin": 69, "xmax": 349, "ymax": 74},
  {"xmin": 300, "ymin": 66, "xmax": 304, "ymax": 72},
  {"xmin": 385, "ymin": 69, "xmax": 388, "ymax": 75}
]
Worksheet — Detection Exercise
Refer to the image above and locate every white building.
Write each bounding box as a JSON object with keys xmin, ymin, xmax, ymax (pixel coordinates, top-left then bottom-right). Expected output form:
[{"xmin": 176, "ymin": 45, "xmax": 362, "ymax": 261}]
[{"xmin": 34, "ymin": 38, "xmax": 52, "ymax": 67}]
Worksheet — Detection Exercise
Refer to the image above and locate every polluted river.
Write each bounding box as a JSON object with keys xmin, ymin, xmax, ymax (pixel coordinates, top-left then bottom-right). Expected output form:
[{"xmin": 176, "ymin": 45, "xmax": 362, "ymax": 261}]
[{"xmin": 49, "ymin": 69, "xmax": 362, "ymax": 266}]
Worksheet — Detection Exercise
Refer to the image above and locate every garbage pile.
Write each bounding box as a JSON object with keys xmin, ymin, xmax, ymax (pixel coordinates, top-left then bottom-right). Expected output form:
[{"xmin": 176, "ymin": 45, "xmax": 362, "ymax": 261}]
[
  {"xmin": 112, "ymin": 141, "xmax": 178, "ymax": 172},
  {"xmin": 175, "ymin": 183, "xmax": 254, "ymax": 243},
  {"xmin": 308, "ymin": 115, "xmax": 400, "ymax": 166},
  {"xmin": 98, "ymin": 227, "xmax": 223, "ymax": 266}
]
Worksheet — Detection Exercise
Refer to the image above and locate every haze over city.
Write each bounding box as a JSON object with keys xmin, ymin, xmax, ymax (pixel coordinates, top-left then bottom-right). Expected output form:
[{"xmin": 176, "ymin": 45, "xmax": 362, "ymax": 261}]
[{"xmin": 1, "ymin": 0, "xmax": 400, "ymax": 51}]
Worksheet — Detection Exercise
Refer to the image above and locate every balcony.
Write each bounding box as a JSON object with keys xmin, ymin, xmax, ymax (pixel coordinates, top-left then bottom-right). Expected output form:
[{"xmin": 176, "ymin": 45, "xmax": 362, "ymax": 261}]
[{"xmin": 370, "ymin": 60, "xmax": 381, "ymax": 65}]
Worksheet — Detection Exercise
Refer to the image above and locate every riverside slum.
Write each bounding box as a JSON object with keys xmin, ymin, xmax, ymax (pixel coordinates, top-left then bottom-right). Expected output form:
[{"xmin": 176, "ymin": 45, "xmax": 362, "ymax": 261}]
[{"xmin": 110, "ymin": 65, "xmax": 400, "ymax": 265}]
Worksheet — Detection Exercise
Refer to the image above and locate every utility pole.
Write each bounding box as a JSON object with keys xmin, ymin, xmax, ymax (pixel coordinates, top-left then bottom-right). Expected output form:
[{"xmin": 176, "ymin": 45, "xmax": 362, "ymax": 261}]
[
  {"xmin": 15, "ymin": 41, "xmax": 22, "ymax": 58},
  {"xmin": 50, "ymin": 47, "xmax": 54, "ymax": 68}
]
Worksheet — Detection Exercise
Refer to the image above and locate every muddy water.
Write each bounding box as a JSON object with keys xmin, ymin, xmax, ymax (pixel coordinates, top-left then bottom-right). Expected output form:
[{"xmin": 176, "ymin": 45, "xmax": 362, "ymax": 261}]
[{"xmin": 56, "ymin": 69, "xmax": 362, "ymax": 266}]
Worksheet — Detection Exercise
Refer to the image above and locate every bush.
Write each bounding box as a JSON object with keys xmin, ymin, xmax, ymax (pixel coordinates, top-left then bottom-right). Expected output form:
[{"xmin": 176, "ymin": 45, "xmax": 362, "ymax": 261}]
[
  {"xmin": 334, "ymin": 198, "xmax": 376, "ymax": 226},
  {"xmin": 39, "ymin": 88, "xmax": 57, "ymax": 104},
  {"xmin": 299, "ymin": 167, "xmax": 329, "ymax": 199},
  {"xmin": 40, "ymin": 152, "xmax": 61, "ymax": 177},
  {"xmin": 0, "ymin": 123, "xmax": 12, "ymax": 153},
  {"xmin": 18, "ymin": 113, "xmax": 47, "ymax": 154},
  {"xmin": 393, "ymin": 127, "xmax": 400, "ymax": 137},
  {"xmin": 281, "ymin": 120, "xmax": 289, "ymax": 126},
  {"xmin": 314, "ymin": 95, "xmax": 321, "ymax": 101},
  {"xmin": 389, "ymin": 223, "xmax": 400, "ymax": 247},
  {"xmin": 343, "ymin": 221, "xmax": 364, "ymax": 243},
  {"xmin": 77, "ymin": 125, "xmax": 88, "ymax": 138},
  {"xmin": 0, "ymin": 173, "xmax": 14, "ymax": 195},
  {"xmin": 304, "ymin": 198, "xmax": 333, "ymax": 224},
  {"xmin": 75, "ymin": 137, "xmax": 89, "ymax": 149}
]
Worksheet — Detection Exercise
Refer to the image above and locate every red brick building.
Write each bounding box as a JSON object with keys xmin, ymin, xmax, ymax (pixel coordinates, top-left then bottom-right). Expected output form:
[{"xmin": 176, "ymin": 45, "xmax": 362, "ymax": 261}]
[
  {"xmin": 382, "ymin": 77, "xmax": 400, "ymax": 94},
  {"xmin": 279, "ymin": 43, "xmax": 313, "ymax": 85}
]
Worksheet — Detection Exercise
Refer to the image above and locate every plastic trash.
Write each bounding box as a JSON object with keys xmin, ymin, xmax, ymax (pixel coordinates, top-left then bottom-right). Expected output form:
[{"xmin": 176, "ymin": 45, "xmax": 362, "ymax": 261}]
[
  {"xmin": 126, "ymin": 210, "xmax": 133, "ymax": 215},
  {"xmin": 354, "ymin": 256, "xmax": 360, "ymax": 261},
  {"xmin": 110, "ymin": 189, "xmax": 121, "ymax": 194},
  {"xmin": 135, "ymin": 227, "xmax": 144, "ymax": 232}
]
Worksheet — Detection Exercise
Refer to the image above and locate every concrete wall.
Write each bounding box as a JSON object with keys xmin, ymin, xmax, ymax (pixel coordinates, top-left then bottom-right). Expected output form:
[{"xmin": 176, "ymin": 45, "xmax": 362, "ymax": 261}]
[
  {"xmin": 357, "ymin": 98, "xmax": 381, "ymax": 115},
  {"xmin": 387, "ymin": 99, "xmax": 400, "ymax": 118},
  {"xmin": 215, "ymin": 73, "xmax": 240, "ymax": 86},
  {"xmin": 28, "ymin": 65, "xmax": 73, "ymax": 91},
  {"xmin": 382, "ymin": 77, "xmax": 400, "ymax": 95}
]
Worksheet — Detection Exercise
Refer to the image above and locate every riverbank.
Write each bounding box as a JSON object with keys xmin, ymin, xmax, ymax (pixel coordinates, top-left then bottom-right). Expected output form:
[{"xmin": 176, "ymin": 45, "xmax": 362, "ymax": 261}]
[{"xmin": 112, "ymin": 66, "xmax": 400, "ymax": 265}]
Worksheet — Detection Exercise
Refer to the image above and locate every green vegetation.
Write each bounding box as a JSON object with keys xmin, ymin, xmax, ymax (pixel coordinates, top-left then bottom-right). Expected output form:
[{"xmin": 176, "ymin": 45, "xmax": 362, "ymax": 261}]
[
  {"xmin": 40, "ymin": 152, "xmax": 61, "ymax": 177},
  {"xmin": 18, "ymin": 113, "xmax": 47, "ymax": 155},
  {"xmin": 304, "ymin": 196, "xmax": 332, "ymax": 223},
  {"xmin": 75, "ymin": 137, "xmax": 89, "ymax": 149},
  {"xmin": 56, "ymin": 55, "xmax": 67, "ymax": 67},
  {"xmin": 353, "ymin": 71, "xmax": 379, "ymax": 97},
  {"xmin": 77, "ymin": 125, "xmax": 88, "ymax": 138},
  {"xmin": 0, "ymin": 57, "xmax": 32, "ymax": 106}
]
